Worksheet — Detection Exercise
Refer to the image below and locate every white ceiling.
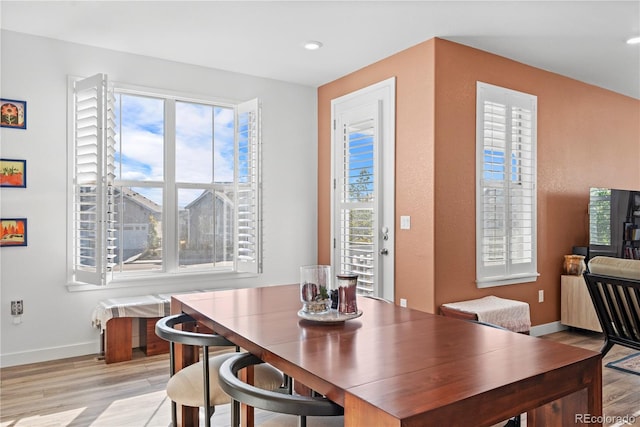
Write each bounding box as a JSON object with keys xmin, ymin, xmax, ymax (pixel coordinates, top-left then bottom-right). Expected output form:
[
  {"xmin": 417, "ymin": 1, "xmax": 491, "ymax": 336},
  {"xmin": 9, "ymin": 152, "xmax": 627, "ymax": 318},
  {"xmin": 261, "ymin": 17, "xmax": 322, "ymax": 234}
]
[{"xmin": 1, "ymin": 1, "xmax": 639, "ymax": 99}]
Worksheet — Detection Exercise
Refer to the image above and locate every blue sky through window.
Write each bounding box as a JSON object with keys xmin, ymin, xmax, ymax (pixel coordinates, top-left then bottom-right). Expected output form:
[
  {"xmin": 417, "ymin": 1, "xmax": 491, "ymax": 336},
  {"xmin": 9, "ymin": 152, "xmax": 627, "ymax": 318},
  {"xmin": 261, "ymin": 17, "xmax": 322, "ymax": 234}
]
[
  {"xmin": 348, "ymin": 131, "xmax": 374, "ymax": 200},
  {"xmin": 483, "ymin": 149, "xmax": 518, "ymax": 181},
  {"xmin": 114, "ymin": 94, "xmax": 235, "ymax": 208}
]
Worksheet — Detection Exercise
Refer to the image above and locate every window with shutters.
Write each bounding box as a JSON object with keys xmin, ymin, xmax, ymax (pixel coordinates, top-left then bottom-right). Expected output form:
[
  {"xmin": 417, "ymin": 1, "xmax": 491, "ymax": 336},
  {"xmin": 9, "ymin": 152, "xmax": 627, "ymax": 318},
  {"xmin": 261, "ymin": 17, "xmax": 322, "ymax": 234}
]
[
  {"xmin": 68, "ymin": 74, "xmax": 261, "ymax": 287},
  {"xmin": 337, "ymin": 114, "xmax": 376, "ymax": 294},
  {"xmin": 588, "ymin": 188, "xmax": 612, "ymax": 246},
  {"xmin": 476, "ymin": 82, "xmax": 538, "ymax": 287}
]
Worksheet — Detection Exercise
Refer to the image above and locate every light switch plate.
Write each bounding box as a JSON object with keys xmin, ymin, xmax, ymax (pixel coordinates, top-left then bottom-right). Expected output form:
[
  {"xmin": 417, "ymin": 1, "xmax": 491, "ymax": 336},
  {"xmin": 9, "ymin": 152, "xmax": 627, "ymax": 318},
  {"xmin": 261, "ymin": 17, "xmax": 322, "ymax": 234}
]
[{"xmin": 400, "ymin": 216, "xmax": 411, "ymax": 230}]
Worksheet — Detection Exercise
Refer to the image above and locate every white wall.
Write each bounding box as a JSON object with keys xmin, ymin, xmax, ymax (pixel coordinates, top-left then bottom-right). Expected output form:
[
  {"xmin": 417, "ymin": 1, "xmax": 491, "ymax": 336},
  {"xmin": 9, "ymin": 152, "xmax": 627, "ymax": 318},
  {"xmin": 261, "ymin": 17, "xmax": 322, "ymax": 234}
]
[{"xmin": 0, "ymin": 30, "xmax": 318, "ymax": 367}]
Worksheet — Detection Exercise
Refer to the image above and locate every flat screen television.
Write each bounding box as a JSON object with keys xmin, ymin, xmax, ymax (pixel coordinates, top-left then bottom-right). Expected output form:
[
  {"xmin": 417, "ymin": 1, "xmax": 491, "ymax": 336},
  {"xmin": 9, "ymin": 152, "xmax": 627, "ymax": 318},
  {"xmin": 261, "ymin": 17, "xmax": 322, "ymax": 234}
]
[{"xmin": 589, "ymin": 188, "xmax": 640, "ymax": 260}]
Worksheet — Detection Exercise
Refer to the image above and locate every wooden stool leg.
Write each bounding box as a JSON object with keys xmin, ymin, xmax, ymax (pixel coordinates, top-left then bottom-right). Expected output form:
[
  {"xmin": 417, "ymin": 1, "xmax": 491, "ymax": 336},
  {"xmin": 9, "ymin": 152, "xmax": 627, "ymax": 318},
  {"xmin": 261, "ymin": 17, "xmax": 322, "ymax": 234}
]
[
  {"xmin": 140, "ymin": 317, "xmax": 170, "ymax": 356},
  {"xmin": 105, "ymin": 318, "xmax": 132, "ymax": 363}
]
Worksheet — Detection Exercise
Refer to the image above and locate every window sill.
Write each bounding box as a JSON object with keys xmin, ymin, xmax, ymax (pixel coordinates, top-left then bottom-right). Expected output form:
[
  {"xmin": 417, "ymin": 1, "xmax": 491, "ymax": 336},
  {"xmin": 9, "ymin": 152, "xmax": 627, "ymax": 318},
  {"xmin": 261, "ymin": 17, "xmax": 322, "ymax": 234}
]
[
  {"xmin": 476, "ymin": 272, "xmax": 540, "ymax": 288},
  {"xmin": 66, "ymin": 269, "xmax": 258, "ymax": 292}
]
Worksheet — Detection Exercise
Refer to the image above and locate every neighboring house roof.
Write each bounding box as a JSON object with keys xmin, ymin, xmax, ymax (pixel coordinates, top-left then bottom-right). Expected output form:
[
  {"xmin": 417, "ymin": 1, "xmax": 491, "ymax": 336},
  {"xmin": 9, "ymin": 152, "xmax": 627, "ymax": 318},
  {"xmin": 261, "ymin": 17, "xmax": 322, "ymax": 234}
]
[
  {"xmin": 119, "ymin": 187, "xmax": 161, "ymax": 214},
  {"xmin": 184, "ymin": 186, "xmax": 234, "ymax": 211}
]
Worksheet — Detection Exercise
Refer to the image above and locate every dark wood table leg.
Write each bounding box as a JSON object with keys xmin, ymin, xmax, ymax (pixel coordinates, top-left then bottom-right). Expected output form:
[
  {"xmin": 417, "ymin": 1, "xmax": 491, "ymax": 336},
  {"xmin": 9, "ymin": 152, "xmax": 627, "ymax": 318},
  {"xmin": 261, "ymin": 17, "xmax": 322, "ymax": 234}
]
[{"xmin": 527, "ymin": 358, "xmax": 602, "ymax": 427}]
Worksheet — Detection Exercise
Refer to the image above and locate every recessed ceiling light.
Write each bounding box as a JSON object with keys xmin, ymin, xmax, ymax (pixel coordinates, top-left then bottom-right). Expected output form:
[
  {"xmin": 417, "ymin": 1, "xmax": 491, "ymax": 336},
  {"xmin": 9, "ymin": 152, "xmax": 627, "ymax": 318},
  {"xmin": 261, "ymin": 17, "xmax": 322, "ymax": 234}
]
[
  {"xmin": 627, "ymin": 36, "xmax": 640, "ymax": 45},
  {"xmin": 304, "ymin": 41, "xmax": 323, "ymax": 51}
]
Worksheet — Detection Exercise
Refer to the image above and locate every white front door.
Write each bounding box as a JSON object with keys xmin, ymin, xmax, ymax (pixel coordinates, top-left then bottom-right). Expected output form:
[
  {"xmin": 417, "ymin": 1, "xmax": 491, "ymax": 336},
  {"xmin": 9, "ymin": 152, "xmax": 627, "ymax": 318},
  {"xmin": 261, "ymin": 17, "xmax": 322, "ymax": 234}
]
[{"xmin": 331, "ymin": 78, "xmax": 395, "ymax": 300}]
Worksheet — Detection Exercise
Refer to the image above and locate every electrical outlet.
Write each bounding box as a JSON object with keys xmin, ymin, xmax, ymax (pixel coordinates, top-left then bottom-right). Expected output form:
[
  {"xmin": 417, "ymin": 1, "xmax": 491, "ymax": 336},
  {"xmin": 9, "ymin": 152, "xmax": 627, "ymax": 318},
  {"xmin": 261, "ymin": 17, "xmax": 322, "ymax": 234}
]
[
  {"xmin": 400, "ymin": 298, "xmax": 407, "ymax": 308},
  {"xmin": 11, "ymin": 300, "xmax": 23, "ymax": 315},
  {"xmin": 538, "ymin": 290, "xmax": 544, "ymax": 303}
]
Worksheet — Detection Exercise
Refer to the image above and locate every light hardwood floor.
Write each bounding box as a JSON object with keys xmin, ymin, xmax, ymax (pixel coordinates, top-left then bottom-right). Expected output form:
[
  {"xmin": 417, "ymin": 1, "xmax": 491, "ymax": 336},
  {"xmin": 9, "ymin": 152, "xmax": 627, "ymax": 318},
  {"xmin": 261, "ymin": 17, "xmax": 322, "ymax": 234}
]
[{"xmin": 1, "ymin": 329, "xmax": 639, "ymax": 427}]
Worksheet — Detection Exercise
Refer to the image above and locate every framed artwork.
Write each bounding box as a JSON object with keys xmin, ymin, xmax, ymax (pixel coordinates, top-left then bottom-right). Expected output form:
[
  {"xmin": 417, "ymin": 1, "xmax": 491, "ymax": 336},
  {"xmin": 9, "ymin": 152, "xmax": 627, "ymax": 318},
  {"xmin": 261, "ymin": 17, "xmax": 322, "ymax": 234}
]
[
  {"xmin": 0, "ymin": 218, "xmax": 27, "ymax": 247},
  {"xmin": 0, "ymin": 98, "xmax": 27, "ymax": 129},
  {"xmin": 0, "ymin": 159, "xmax": 26, "ymax": 188}
]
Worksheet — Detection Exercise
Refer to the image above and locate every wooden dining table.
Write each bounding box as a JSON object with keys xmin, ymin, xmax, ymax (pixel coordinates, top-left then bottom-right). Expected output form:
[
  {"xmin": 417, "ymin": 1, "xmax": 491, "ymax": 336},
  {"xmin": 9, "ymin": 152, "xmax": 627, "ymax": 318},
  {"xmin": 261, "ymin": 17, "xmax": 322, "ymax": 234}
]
[{"xmin": 171, "ymin": 284, "xmax": 602, "ymax": 426}]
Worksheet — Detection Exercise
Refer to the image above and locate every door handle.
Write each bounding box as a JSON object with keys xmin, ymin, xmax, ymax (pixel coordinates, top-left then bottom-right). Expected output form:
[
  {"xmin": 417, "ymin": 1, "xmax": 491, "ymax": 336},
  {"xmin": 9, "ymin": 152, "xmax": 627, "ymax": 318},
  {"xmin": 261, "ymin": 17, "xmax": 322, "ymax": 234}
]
[
  {"xmin": 382, "ymin": 226, "xmax": 389, "ymax": 241},
  {"xmin": 380, "ymin": 248, "xmax": 389, "ymax": 255}
]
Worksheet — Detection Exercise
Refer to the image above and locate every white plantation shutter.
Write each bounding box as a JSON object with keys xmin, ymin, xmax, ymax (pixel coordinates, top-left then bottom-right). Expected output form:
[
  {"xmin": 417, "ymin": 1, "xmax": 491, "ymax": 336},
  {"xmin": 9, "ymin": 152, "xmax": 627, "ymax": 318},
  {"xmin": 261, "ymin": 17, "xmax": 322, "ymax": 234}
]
[
  {"xmin": 72, "ymin": 74, "xmax": 116, "ymax": 286},
  {"xmin": 235, "ymin": 99, "xmax": 262, "ymax": 273},
  {"xmin": 336, "ymin": 103, "xmax": 379, "ymax": 294},
  {"xmin": 476, "ymin": 82, "xmax": 538, "ymax": 287}
]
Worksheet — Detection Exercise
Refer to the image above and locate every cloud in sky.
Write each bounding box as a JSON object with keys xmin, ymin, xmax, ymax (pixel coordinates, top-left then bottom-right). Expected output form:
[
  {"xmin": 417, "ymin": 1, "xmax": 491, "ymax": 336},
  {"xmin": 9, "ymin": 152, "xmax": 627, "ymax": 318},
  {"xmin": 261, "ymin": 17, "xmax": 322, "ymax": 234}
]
[
  {"xmin": 117, "ymin": 94, "xmax": 164, "ymax": 182},
  {"xmin": 176, "ymin": 101, "xmax": 235, "ymax": 184},
  {"xmin": 115, "ymin": 94, "xmax": 235, "ymax": 207}
]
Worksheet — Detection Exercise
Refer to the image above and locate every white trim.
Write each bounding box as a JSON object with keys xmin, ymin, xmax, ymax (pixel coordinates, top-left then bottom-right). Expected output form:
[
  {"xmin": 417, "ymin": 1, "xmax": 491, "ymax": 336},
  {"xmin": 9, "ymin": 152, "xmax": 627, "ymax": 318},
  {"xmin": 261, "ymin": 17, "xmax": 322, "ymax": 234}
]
[
  {"xmin": 68, "ymin": 75, "xmax": 262, "ymax": 286},
  {"xmin": 67, "ymin": 268, "xmax": 257, "ymax": 291},
  {"xmin": 476, "ymin": 272, "xmax": 540, "ymax": 288},
  {"xmin": 164, "ymin": 99, "xmax": 178, "ymax": 273},
  {"xmin": 103, "ymin": 79, "xmax": 240, "ymax": 108},
  {"xmin": 530, "ymin": 321, "xmax": 567, "ymax": 337},
  {"xmin": 330, "ymin": 77, "xmax": 396, "ymax": 301},
  {"xmin": 475, "ymin": 81, "xmax": 538, "ymax": 288},
  {"xmin": 67, "ymin": 75, "xmax": 76, "ymax": 285},
  {"xmin": 0, "ymin": 341, "xmax": 99, "ymax": 368}
]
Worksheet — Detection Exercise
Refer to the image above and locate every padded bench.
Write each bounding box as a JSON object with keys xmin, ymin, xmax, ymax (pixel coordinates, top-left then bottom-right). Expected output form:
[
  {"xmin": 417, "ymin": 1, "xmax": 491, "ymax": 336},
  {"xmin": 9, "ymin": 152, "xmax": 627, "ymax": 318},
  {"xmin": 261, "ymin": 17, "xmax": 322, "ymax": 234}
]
[
  {"xmin": 92, "ymin": 294, "xmax": 173, "ymax": 363},
  {"xmin": 92, "ymin": 290, "xmax": 230, "ymax": 363},
  {"xmin": 440, "ymin": 295, "xmax": 531, "ymax": 334}
]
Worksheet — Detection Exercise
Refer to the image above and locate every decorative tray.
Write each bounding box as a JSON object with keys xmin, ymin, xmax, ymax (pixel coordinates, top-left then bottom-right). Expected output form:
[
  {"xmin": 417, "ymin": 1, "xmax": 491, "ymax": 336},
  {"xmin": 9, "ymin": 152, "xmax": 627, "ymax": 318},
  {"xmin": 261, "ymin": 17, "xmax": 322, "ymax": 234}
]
[{"xmin": 297, "ymin": 309, "xmax": 363, "ymax": 324}]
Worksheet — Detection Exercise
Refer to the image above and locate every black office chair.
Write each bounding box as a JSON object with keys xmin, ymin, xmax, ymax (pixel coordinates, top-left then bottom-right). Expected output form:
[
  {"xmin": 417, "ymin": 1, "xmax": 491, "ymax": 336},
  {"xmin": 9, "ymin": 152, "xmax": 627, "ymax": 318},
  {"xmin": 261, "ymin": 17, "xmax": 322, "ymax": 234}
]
[
  {"xmin": 155, "ymin": 314, "xmax": 283, "ymax": 427},
  {"xmin": 219, "ymin": 352, "xmax": 344, "ymax": 427}
]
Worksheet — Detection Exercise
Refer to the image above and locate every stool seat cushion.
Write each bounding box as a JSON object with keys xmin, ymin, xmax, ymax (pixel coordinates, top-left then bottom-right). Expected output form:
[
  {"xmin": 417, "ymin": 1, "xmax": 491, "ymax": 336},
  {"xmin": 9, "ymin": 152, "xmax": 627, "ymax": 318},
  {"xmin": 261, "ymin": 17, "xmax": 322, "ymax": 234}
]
[
  {"xmin": 441, "ymin": 296, "xmax": 530, "ymax": 333},
  {"xmin": 167, "ymin": 350, "xmax": 283, "ymax": 408}
]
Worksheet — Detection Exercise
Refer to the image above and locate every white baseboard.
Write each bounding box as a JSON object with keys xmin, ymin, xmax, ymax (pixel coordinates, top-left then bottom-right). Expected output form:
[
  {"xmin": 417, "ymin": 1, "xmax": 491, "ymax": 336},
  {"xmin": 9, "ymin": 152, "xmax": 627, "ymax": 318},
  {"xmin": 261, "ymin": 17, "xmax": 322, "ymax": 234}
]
[
  {"xmin": 530, "ymin": 321, "xmax": 567, "ymax": 337},
  {"xmin": 0, "ymin": 341, "xmax": 99, "ymax": 368},
  {"xmin": 2, "ymin": 320, "xmax": 143, "ymax": 368}
]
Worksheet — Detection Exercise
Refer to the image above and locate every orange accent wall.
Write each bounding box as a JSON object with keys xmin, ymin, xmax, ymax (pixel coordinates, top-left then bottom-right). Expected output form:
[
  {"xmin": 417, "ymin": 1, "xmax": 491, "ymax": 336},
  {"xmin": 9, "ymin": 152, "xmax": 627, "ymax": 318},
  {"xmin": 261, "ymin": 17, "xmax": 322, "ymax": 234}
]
[
  {"xmin": 318, "ymin": 38, "xmax": 640, "ymax": 326},
  {"xmin": 318, "ymin": 39, "xmax": 437, "ymax": 313}
]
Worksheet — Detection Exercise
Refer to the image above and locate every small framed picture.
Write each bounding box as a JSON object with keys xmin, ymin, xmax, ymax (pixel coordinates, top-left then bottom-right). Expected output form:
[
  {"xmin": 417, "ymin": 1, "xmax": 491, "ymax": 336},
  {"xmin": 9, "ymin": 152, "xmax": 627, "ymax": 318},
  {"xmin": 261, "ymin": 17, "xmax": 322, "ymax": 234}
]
[
  {"xmin": 0, "ymin": 159, "xmax": 26, "ymax": 188},
  {"xmin": 0, "ymin": 98, "xmax": 27, "ymax": 129},
  {"xmin": 1, "ymin": 218, "xmax": 27, "ymax": 247}
]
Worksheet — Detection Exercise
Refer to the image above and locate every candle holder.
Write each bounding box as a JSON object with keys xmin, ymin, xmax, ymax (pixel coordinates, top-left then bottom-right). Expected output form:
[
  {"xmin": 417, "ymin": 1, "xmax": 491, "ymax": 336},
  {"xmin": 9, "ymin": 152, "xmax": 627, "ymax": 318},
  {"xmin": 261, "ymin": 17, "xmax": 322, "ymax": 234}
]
[
  {"xmin": 337, "ymin": 273, "xmax": 359, "ymax": 315},
  {"xmin": 300, "ymin": 265, "xmax": 331, "ymax": 314}
]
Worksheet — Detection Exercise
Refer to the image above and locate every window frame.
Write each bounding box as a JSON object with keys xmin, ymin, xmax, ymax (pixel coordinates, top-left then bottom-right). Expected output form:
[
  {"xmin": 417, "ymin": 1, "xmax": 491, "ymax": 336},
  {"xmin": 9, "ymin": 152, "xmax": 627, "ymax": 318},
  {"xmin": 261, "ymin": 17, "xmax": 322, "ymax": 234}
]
[
  {"xmin": 588, "ymin": 187, "xmax": 613, "ymax": 249},
  {"xmin": 475, "ymin": 82, "xmax": 539, "ymax": 288},
  {"xmin": 67, "ymin": 75, "xmax": 262, "ymax": 290}
]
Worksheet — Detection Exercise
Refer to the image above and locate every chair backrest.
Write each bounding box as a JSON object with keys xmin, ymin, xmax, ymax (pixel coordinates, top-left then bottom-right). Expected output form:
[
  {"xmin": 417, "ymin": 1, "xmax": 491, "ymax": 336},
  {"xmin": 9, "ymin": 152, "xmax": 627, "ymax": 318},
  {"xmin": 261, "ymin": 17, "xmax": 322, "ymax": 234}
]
[
  {"xmin": 155, "ymin": 313, "xmax": 236, "ymax": 348},
  {"xmin": 156, "ymin": 313, "xmax": 238, "ymax": 427},
  {"xmin": 583, "ymin": 272, "xmax": 640, "ymax": 354},
  {"xmin": 219, "ymin": 353, "xmax": 344, "ymax": 418}
]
